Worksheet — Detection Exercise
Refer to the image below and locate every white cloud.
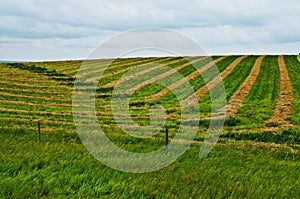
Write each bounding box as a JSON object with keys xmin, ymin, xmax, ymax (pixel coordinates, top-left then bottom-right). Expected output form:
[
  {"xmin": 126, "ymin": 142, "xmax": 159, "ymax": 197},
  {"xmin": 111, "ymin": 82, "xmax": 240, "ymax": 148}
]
[{"xmin": 0, "ymin": 0, "xmax": 300, "ymax": 60}]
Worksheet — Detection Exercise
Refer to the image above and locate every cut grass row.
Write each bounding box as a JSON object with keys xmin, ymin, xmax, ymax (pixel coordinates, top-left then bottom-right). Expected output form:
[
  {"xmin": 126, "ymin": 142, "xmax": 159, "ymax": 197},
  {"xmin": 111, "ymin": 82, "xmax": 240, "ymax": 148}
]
[
  {"xmin": 267, "ymin": 56, "xmax": 293, "ymax": 124},
  {"xmin": 1, "ymin": 56, "xmax": 232, "ymax": 104},
  {"xmin": 153, "ymin": 56, "xmax": 239, "ymax": 108},
  {"xmin": 79, "ymin": 57, "xmax": 172, "ymax": 82},
  {"xmin": 124, "ymin": 56, "xmax": 233, "ymax": 105},
  {"xmin": 191, "ymin": 55, "xmax": 248, "ymax": 100},
  {"xmin": 0, "ymin": 55, "xmax": 298, "ymax": 132},
  {"xmin": 197, "ymin": 55, "xmax": 259, "ymax": 116},
  {"xmin": 0, "ymin": 58, "xmax": 213, "ymax": 118},
  {"xmin": 128, "ymin": 57, "xmax": 214, "ymax": 99},
  {"xmin": 119, "ymin": 56, "xmax": 240, "ymax": 121},
  {"xmin": 236, "ymin": 56, "xmax": 280, "ymax": 128},
  {"xmin": 0, "ymin": 55, "xmax": 296, "ymax": 139},
  {"xmin": 284, "ymin": 55, "xmax": 300, "ymax": 125},
  {"xmin": 144, "ymin": 56, "xmax": 229, "ymax": 102},
  {"xmin": 225, "ymin": 55, "xmax": 266, "ymax": 117},
  {"xmin": 24, "ymin": 58, "xmax": 129, "ymax": 76},
  {"xmin": 95, "ymin": 57, "xmax": 200, "ymax": 88},
  {"xmin": 0, "ymin": 59, "xmax": 286, "ymax": 128},
  {"xmin": 71, "ymin": 57, "xmax": 162, "ymax": 76},
  {"xmin": 103, "ymin": 57, "xmax": 208, "ymax": 89}
]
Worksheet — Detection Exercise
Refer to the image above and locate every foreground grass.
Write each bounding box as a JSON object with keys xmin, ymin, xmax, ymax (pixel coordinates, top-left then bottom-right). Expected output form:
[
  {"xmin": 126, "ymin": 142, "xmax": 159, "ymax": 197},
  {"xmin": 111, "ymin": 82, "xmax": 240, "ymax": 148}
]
[{"xmin": 1, "ymin": 128, "xmax": 299, "ymax": 198}]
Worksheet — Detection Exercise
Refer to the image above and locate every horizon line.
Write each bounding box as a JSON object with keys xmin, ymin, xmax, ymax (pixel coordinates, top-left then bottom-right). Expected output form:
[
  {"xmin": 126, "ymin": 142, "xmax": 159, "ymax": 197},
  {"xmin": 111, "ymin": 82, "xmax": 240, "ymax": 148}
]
[{"xmin": 1, "ymin": 53, "xmax": 299, "ymax": 63}]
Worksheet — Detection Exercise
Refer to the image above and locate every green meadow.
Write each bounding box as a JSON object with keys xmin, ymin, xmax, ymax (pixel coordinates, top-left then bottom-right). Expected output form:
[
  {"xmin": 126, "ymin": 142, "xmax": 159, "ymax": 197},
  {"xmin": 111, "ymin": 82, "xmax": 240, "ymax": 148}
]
[{"xmin": 0, "ymin": 55, "xmax": 299, "ymax": 198}]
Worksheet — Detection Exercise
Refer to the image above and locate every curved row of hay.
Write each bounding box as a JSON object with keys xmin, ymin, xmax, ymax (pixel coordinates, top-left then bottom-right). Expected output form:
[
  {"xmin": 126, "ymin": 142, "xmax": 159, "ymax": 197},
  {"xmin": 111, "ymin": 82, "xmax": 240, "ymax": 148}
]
[{"xmin": 0, "ymin": 55, "xmax": 298, "ymax": 134}]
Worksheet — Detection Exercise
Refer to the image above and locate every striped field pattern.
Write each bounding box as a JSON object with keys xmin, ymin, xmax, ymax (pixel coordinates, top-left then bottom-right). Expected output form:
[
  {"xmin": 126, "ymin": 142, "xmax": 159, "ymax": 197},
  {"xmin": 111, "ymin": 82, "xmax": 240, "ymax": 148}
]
[{"xmin": 0, "ymin": 55, "xmax": 299, "ymax": 135}]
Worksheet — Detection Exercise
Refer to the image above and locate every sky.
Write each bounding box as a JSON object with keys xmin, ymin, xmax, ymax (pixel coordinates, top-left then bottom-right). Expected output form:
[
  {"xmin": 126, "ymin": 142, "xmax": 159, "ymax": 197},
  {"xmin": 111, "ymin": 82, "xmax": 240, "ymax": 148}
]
[{"xmin": 0, "ymin": 0, "xmax": 300, "ymax": 61}]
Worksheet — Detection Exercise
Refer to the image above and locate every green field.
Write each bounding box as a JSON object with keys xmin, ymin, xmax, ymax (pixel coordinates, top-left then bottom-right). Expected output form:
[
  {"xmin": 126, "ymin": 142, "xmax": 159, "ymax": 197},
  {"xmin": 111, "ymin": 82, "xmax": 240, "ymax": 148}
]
[{"xmin": 0, "ymin": 55, "xmax": 299, "ymax": 198}]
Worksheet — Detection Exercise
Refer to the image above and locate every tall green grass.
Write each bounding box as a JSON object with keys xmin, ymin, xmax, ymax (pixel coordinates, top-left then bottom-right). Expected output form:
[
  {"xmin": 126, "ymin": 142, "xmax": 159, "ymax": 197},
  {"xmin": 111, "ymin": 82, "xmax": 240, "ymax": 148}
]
[{"xmin": 1, "ymin": 128, "xmax": 299, "ymax": 198}]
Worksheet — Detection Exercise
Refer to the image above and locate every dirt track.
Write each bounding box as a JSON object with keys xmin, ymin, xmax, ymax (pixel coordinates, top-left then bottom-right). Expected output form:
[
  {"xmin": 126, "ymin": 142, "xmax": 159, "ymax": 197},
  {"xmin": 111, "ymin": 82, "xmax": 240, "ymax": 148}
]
[
  {"xmin": 266, "ymin": 55, "xmax": 293, "ymax": 125},
  {"xmin": 226, "ymin": 55, "xmax": 266, "ymax": 116}
]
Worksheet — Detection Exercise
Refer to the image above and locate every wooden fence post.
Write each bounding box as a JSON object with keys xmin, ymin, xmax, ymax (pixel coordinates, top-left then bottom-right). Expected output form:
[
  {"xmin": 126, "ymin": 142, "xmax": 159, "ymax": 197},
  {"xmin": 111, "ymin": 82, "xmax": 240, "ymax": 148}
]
[
  {"xmin": 37, "ymin": 122, "xmax": 41, "ymax": 141},
  {"xmin": 165, "ymin": 128, "xmax": 169, "ymax": 153}
]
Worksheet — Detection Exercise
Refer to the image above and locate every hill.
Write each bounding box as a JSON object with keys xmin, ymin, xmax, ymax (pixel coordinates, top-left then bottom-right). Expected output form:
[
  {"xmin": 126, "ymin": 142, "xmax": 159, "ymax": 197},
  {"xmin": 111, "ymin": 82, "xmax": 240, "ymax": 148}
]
[{"xmin": 0, "ymin": 55, "xmax": 299, "ymax": 198}]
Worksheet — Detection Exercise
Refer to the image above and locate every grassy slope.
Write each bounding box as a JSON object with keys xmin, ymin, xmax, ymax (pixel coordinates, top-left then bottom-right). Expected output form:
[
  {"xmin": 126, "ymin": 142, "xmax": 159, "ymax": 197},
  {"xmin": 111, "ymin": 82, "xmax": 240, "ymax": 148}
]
[{"xmin": 0, "ymin": 56, "xmax": 300, "ymax": 198}]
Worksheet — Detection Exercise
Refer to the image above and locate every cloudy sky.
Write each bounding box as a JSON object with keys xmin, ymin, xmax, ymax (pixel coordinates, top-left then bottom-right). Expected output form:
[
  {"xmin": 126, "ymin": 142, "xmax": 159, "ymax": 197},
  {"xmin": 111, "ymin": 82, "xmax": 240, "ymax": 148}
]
[{"xmin": 0, "ymin": 0, "xmax": 300, "ymax": 61}]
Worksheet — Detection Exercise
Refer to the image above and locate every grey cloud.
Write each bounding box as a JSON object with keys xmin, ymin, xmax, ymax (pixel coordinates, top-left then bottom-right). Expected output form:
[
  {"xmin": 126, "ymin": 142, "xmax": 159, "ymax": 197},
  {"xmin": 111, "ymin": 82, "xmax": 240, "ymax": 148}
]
[{"xmin": 0, "ymin": 0, "xmax": 300, "ymax": 60}]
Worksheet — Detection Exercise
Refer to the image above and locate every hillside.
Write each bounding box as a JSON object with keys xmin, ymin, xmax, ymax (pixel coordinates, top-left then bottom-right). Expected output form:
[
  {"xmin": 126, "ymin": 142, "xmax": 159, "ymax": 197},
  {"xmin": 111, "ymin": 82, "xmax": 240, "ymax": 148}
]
[{"xmin": 0, "ymin": 55, "xmax": 299, "ymax": 198}]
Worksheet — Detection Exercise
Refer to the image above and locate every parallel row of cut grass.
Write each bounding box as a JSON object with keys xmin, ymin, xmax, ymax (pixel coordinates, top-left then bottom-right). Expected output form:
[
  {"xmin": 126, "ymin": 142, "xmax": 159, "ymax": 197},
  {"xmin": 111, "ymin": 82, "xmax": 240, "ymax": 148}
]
[
  {"xmin": 96, "ymin": 57, "xmax": 195, "ymax": 88},
  {"xmin": 81, "ymin": 57, "xmax": 171, "ymax": 83},
  {"xmin": 284, "ymin": 55, "xmax": 300, "ymax": 125},
  {"xmin": 197, "ymin": 56, "xmax": 259, "ymax": 116},
  {"xmin": 0, "ymin": 55, "xmax": 297, "ymax": 135},
  {"xmin": 0, "ymin": 58, "xmax": 181, "ymax": 136},
  {"xmin": 236, "ymin": 56, "xmax": 280, "ymax": 128},
  {"xmin": 113, "ymin": 56, "xmax": 239, "ymax": 132},
  {"xmin": 128, "ymin": 56, "xmax": 237, "ymax": 109},
  {"xmin": 143, "ymin": 57, "xmax": 227, "ymax": 102},
  {"xmin": 0, "ymin": 57, "xmax": 213, "ymax": 143},
  {"xmin": 266, "ymin": 55, "xmax": 293, "ymax": 124}
]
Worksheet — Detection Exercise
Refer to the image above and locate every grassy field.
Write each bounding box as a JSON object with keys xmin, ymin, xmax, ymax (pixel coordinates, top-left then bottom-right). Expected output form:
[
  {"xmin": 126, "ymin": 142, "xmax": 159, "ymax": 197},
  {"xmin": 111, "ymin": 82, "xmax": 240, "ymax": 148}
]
[{"xmin": 0, "ymin": 55, "xmax": 299, "ymax": 198}]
